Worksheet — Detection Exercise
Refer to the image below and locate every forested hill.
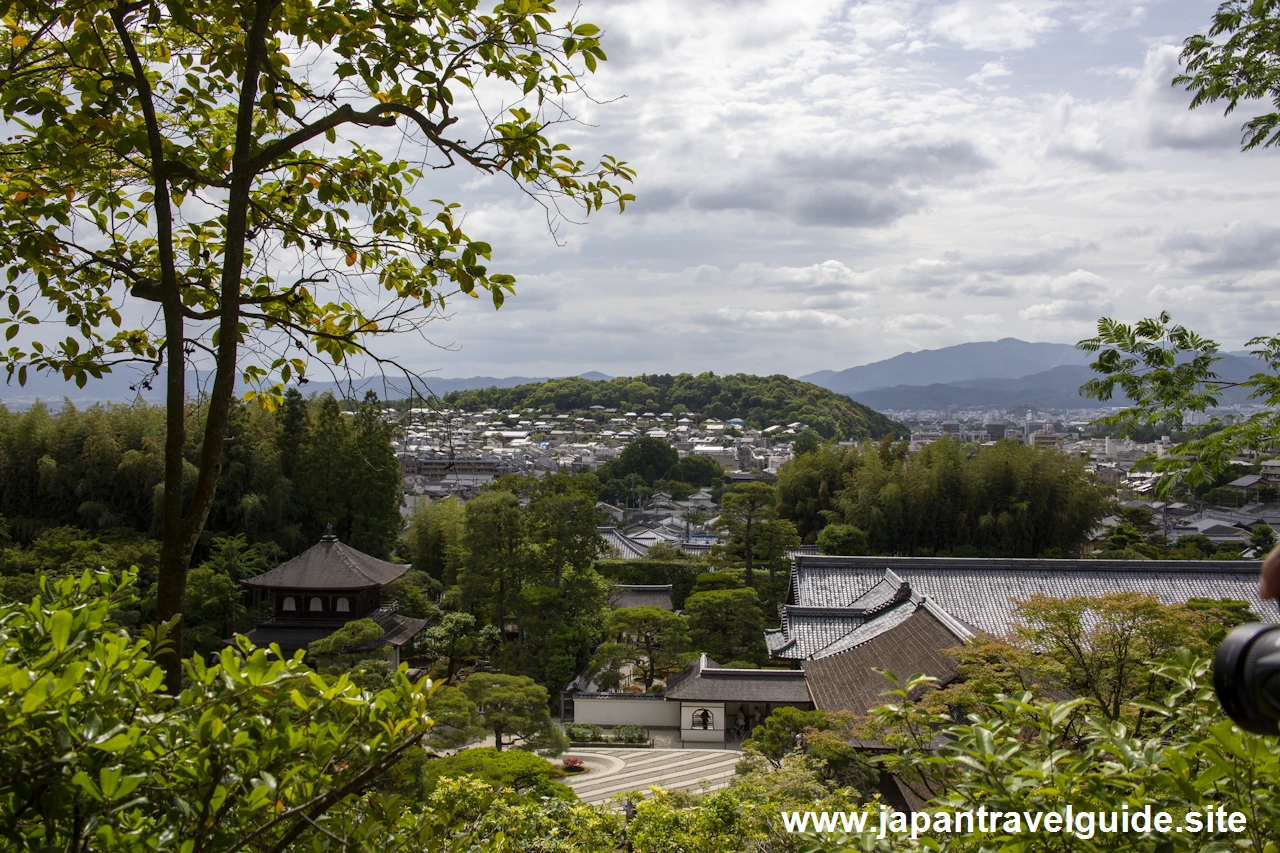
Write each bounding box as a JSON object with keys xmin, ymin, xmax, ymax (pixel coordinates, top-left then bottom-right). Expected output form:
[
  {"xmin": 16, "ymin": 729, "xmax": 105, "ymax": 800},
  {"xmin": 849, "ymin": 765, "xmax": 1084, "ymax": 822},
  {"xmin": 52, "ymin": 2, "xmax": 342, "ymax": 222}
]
[{"xmin": 441, "ymin": 373, "xmax": 905, "ymax": 440}]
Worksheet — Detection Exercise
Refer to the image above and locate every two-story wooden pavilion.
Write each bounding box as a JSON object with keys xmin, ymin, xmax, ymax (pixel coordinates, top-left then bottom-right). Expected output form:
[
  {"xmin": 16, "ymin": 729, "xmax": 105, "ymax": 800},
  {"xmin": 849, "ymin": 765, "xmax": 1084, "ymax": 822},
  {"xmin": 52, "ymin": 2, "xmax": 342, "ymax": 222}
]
[{"xmin": 240, "ymin": 534, "xmax": 426, "ymax": 666}]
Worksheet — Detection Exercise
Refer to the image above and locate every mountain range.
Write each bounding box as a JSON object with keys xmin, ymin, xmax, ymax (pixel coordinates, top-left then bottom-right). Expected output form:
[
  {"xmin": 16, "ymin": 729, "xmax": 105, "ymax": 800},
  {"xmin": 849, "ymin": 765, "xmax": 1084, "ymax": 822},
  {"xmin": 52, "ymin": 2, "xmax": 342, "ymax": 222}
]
[
  {"xmin": 0, "ymin": 370, "xmax": 613, "ymax": 409},
  {"xmin": 802, "ymin": 339, "xmax": 1266, "ymax": 411},
  {"xmin": 3, "ymin": 336, "xmax": 1266, "ymax": 414},
  {"xmin": 799, "ymin": 338, "xmax": 1091, "ymax": 395}
]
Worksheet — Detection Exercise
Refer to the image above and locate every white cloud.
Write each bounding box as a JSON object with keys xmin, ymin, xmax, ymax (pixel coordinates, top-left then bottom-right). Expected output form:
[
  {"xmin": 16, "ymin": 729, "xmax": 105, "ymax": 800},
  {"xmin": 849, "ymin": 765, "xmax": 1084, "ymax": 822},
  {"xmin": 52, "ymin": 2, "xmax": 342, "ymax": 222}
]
[
  {"xmin": 698, "ymin": 308, "xmax": 863, "ymax": 331},
  {"xmin": 1020, "ymin": 298, "xmax": 1114, "ymax": 321},
  {"xmin": 968, "ymin": 60, "xmax": 1012, "ymax": 84},
  {"xmin": 931, "ymin": 0, "xmax": 1059, "ymax": 51},
  {"xmin": 188, "ymin": 0, "xmax": 1280, "ymax": 381},
  {"xmin": 889, "ymin": 313, "xmax": 954, "ymax": 331}
]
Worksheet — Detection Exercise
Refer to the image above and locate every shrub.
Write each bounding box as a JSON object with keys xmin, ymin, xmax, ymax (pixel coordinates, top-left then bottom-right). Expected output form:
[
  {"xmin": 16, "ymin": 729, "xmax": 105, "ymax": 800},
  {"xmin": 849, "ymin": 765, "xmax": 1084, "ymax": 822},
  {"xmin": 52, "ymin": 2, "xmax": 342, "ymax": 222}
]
[
  {"xmin": 564, "ymin": 723, "xmax": 606, "ymax": 742},
  {"xmin": 611, "ymin": 724, "xmax": 649, "ymax": 744},
  {"xmin": 561, "ymin": 756, "xmax": 585, "ymax": 773},
  {"xmin": 421, "ymin": 747, "xmax": 576, "ymax": 801}
]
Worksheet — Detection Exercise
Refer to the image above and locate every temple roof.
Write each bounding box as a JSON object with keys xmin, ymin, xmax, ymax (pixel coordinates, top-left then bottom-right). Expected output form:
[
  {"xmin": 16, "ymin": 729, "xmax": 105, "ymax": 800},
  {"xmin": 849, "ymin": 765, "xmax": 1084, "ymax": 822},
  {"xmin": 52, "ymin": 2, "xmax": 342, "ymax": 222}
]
[
  {"xmin": 786, "ymin": 555, "xmax": 1277, "ymax": 632},
  {"xmin": 609, "ymin": 584, "xmax": 675, "ymax": 611},
  {"xmin": 243, "ymin": 536, "xmax": 408, "ymax": 590},
  {"xmin": 664, "ymin": 654, "xmax": 812, "ymax": 704}
]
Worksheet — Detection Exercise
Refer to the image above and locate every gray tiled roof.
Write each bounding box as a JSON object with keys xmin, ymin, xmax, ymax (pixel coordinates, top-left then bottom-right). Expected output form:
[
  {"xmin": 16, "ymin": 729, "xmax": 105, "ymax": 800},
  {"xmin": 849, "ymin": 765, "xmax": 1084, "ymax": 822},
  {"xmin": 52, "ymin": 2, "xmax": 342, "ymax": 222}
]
[
  {"xmin": 664, "ymin": 654, "xmax": 813, "ymax": 704},
  {"xmin": 790, "ymin": 556, "xmax": 1277, "ymax": 634},
  {"xmin": 804, "ymin": 607, "xmax": 971, "ymax": 714},
  {"xmin": 374, "ymin": 612, "xmax": 427, "ymax": 647},
  {"xmin": 597, "ymin": 527, "xmax": 649, "ymax": 559},
  {"xmin": 243, "ymin": 537, "xmax": 407, "ymax": 590},
  {"xmin": 767, "ymin": 608, "xmax": 868, "ymax": 659},
  {"xmin": 810, "ymin": 598, "xmax": 928, "ymax": 659},
  {"xmin": 609, "ymin": 584, "xmax": 675, "ymax": 610}
]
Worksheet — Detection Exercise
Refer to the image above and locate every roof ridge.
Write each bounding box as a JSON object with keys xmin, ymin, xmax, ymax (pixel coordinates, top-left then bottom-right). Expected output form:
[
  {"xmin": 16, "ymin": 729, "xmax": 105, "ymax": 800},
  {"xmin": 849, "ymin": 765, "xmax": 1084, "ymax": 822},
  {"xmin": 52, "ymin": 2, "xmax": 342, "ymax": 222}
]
[{"xmin": 805, "ymin": 598, "xmax": 921, "ymax": 660}]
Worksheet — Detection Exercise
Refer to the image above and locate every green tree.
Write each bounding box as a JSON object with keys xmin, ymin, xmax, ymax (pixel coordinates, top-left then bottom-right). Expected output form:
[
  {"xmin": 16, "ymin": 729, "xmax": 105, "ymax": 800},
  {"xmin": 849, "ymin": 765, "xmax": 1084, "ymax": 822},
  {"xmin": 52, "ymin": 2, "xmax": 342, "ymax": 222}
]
[
  {"xmin": 0, "ymin": 0, "xmax": 633, "ymax": 689},
  {"xmin": 792, "ymin": 428, "xmax": 821, "ymax": 456},
  {"xmin": 715, "ymin": 481, "xmax": 779, "ymax": 588},
  {"xmin": 275, "ymin": 387, "xmax": 310, "ymax": 481},
  {"xmin": 421, "ymin": 748, "xmax": 573, "ymax": 800},
  {"xmin": 816, "ymin": 523, "xmax": 869, "ymax": 556},
  {"xmin": 423, "ymin": 611, "xmax": 500, "ymax": 682},
  {"xmin": 522, "ymin": 485, "xmax": 603, "ymax": 588},
  {"xmin": 1014, "ymin": 592, "xmax": 1210, "ymax": 728},
  {"xmin": 459, "ymin": 490, "xmax": 523, "ymax": 628},
  {"xmin": 1175, "ymin": 0, "xmax": 1280, "ymax": 151},
  {"xmin": 590, "ymin": 606, "xmax": 691, "ymax": 691},
  {"xmin": 407, "ymin": 497, "xmax": 466, "ymax": 585},
  {"xmin": 683, "ymin": 588, "xmax": 767, "ymax": 664},
  {"xmin": 605, "ymin": 437, "xmax": 679, "ymax": 486},
  {"xmin": 307, "ymin": 618, "xmax": 385, "ymax": 661},
  {"xmin": 1080, "ymin": 312, "xmax": 1280, "ymax": 494},
  {"xmin": 776, "ymin": 443, "xmax": 847, "ymax": 542},
  {"xmin": 182, "ymin": 565, "xmax": 245, "ymax": 658},
  {"xmin": 345, "ymin": 392, "xmax": 403, "ymax": 557},
  {"xmin": 422, "ymin": 686, "xmax": 486, "ymax": 752},
  {"xmin": 667, "ymin": 454, "xmax": 725, "ymax": 488},
  {"xmin": 742, "ymin": 706, "xmax": 837, "ymax": 767},
  {"xmin": 1253, "ymin": 524, "xmax": 1278, "ymax": 553},
  {"xmin": 460, "ymin": 673, "xmax": 568, "ymax": 755}
]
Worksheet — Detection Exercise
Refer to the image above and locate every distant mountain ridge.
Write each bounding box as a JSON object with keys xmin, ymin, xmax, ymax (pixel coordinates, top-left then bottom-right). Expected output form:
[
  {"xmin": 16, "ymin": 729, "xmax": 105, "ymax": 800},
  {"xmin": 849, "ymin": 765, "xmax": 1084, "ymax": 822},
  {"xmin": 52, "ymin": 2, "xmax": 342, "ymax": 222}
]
[
  {"xmin": 800, "ymin": 338, "xmax": 1090, "ymax": 395},
  {"xmin": 0, "ymin": 370, "xmax": 613, "ymax": 409},
  {"xmin": 843, "ymin": 356, "xmax": 1266, "ymax": 411}
]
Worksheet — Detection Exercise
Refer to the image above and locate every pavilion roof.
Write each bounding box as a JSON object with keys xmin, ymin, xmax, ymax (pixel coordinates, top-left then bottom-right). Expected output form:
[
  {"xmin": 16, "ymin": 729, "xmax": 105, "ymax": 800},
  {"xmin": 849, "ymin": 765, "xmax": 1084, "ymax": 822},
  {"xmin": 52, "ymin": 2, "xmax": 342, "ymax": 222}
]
[{"xmin": 243, "ymin": 536, "xmax": 408, "ymax": 591}]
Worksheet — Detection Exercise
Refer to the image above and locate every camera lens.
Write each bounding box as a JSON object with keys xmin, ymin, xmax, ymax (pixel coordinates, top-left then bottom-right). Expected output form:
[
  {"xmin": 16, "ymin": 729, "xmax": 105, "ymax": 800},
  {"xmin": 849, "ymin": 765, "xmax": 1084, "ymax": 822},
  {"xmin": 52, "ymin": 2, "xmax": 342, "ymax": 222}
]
[{"xmin": 1214, "ymin": 623, "xmax": 1280, "ymax": 736}]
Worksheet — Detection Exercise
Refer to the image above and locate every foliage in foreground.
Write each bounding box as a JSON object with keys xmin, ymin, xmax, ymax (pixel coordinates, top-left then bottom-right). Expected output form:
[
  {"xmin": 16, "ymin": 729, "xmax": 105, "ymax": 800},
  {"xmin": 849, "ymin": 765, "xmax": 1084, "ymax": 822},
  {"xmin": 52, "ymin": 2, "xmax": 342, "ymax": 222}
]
[
  {"xmin": 0, "ymin": 568, "xmax": 478, "ymax": 852},
  {"xmin": 1080, "ymin": 312, "xmax": 1280, "ymax": 495},
  {"xmin": 7, "ymin": 572, "xmax": 1280, "ymax": 853},
  {"xmin": 809, "ymin": 657, "xmax": 1280, "ymax": 852}
]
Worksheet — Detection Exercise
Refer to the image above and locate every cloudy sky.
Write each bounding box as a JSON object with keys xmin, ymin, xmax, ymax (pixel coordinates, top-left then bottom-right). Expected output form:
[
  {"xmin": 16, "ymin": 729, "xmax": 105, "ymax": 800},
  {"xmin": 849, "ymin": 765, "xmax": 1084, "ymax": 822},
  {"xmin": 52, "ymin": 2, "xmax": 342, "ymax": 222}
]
[{"xmin": 361, "ymin": 0, "xmax": 1280, "ymax": 381}]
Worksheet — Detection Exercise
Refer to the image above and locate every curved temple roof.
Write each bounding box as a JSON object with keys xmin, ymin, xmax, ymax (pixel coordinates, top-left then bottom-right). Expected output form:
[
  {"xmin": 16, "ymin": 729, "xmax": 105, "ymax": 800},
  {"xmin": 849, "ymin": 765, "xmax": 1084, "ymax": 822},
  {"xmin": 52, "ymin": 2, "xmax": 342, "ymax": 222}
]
[{"xmin": 243, "ymin": 536, "xmax": 408, "ymax": 591}]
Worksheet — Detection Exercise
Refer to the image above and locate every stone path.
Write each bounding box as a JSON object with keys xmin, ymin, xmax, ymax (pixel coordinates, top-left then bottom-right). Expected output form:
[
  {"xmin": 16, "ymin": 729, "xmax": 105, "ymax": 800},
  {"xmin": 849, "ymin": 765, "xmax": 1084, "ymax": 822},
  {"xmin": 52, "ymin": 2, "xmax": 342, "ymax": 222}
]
[{"xmin": 563, "ymin": 748, "xmax": 743, "ymax": 805}]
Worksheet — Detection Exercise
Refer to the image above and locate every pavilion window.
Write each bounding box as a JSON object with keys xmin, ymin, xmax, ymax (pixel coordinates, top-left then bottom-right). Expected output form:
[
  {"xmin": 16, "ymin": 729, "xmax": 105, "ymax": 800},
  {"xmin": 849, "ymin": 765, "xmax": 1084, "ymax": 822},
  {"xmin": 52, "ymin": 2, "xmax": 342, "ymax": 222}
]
[
  {"xmin": 310, "ymin": 597, "xmax": 324, "ymax": 612},
  {"xmin": 336, "ymin": 597, "xmax": 350, "ymax": 613},
  {"xmin": 282, "ymin": 596, "xmax": 296, "ymax": 612}
]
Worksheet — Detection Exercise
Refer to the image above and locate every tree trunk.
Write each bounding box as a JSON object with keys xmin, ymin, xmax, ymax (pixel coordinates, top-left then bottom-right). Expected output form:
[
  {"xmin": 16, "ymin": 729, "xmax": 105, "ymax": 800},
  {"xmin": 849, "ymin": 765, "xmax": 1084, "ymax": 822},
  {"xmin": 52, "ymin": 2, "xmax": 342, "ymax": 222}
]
[
  {"xmin": 152, "ymin": 0, "xmax": 270, "ymax": 694},
  {"xmin": 494, "ymin": 727, "xmax": 504, "ymax": 751}
]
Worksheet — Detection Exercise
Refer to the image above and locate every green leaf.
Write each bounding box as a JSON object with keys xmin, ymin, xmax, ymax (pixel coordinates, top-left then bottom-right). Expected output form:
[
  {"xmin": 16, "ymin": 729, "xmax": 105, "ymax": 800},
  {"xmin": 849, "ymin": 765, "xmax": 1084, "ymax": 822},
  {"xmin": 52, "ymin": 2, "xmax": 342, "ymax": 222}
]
[
  {"xmin": 93, "ymin": 732, "xmax": 135, "ymax": 753},
  {"xmin": 50, "ymin": 610, "xmax": 72, "ymax": 652}
]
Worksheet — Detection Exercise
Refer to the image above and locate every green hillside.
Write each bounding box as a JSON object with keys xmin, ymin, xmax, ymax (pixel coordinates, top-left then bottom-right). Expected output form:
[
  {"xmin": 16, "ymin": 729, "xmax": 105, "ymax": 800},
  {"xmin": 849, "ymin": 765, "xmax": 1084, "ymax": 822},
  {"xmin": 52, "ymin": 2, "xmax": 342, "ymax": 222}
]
[{"xmin": 442, "ymin": 373, "xmax": 905, "ymax": 440}]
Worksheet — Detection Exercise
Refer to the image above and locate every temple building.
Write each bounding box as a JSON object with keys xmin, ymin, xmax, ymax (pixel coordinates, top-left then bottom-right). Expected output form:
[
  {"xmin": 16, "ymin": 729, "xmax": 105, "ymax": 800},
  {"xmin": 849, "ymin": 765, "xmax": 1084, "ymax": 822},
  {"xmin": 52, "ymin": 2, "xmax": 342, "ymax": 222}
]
[{"xmin": 239, "ymin": 534, "xmax": 426, "ymax": 666}]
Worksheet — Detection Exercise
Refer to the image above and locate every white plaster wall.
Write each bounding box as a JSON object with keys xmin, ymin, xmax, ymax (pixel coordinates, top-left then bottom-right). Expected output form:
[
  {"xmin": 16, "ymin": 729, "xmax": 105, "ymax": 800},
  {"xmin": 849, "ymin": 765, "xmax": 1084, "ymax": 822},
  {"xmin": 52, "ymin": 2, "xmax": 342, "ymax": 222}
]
[
  {"xmin": 680, "ymin": 728, "xmax": 725, "ymax": 743},
  {"xmin": 573, "ymin": 698, "xmax": 681, "ymax": 728}
]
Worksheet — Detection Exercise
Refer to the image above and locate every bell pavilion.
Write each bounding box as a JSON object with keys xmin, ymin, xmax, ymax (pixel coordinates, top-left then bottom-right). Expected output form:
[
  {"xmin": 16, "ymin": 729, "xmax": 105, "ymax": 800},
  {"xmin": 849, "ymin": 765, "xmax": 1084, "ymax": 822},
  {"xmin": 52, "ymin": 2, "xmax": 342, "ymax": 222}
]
[{"xmin": 239, "ymin": 534, "xmax": 426, "ymax": 666}]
